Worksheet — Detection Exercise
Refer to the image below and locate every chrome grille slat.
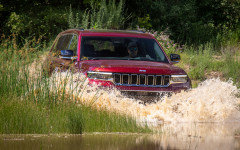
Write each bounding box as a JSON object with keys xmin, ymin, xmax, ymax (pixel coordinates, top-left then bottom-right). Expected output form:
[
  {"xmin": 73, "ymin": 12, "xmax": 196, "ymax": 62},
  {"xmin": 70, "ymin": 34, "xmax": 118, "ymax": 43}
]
[
  {"xmin": 164, "ymin": 76, "xmax": 170, "ymax": 85},
  {"xmin": 122, "ymin": 74, "xmax": 129, "ymax": 84},
  {"xmin": 156, "ymin": 75, "xmax": 162, "ymax": 86},
  {"xmin": 131, "ymin": 74, "xmax": 138, "ymax": 85},
  {"xmin": 147, "ymin": 75, "xmax": 154, "ymax": 85},
  {"xmin": 113, "ymin": 73, "xmax": 170, "ymax": 87},
  {"xmin": 114, "ymin": 73, "xmax": 121, "ymax": 84},
  {"xmin": 139, "ymin": 75, "xmax": 146, "ymax": 85}
]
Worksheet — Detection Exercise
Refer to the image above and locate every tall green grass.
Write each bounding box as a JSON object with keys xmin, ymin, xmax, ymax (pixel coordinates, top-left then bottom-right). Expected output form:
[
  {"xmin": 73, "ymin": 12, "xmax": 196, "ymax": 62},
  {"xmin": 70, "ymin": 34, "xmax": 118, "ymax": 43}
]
[
  {"xmin": 68, "ymin": 0, "xmax": 130, "ymax": 29},
  {"xmin": 0, "ymin": 35, "xmax": 150, "ymax": 134},
  {"xmin": 151, "ymin": 28, "xmax": 240, "ymax": 88},
  {"xmin": 167, "ymin": 34, "xmax": 240, "ymax": 88}
]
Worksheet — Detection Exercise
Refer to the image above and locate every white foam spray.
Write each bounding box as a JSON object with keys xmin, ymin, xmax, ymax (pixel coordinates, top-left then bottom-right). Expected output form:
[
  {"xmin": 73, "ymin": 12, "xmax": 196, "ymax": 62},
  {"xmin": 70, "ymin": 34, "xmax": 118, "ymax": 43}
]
[
  {"xmin": 49, "ymin": 72, "xmax": 240, "ymax": 124},
  {"xmin": 28, "ymin": 56, "xmax": 240, "ymax": 149}
]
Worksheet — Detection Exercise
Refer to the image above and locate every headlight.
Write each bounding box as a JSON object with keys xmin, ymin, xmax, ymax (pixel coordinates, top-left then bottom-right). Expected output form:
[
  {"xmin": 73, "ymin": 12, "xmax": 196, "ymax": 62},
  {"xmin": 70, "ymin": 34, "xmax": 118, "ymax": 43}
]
[
  {"xmin": 87, "ymin": 71, "xmax": 113, "ymax": 81},
  {"xmin": 171, "ymin": 75, "xmax": 188, "ymax": 84}
]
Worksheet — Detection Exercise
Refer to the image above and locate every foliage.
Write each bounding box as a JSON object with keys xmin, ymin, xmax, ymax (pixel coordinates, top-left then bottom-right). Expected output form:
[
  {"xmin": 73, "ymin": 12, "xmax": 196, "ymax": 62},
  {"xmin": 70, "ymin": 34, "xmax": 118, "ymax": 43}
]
[
  {"xmin": 1, "ymin": 0, "xmax": 240, "ymax": 45},
  {"xmin": 126, "ymin": 0, "xmax": 240, "ymax": 45},
  {"xmin": 173, "ymin": 43, "xmax": 240, "ymax": 88},
  {"xmin": 68, "ymin": 0, "xmax": 130, "ymax": 29},
  {"xmin": 1, "ymin": 3, "xmax": 69, "ymax": 41},
  {"xmin": 4, "ymin": 8, "xmax": 68, "ymax": 42},
  {"xmin": 222, "ymin": 53, "xmax": 240, "ymax": 86},
  {"xmin": 6, "ymin": 12, "xmax": 25, "ymax": 34},
  {"xmin": 68, "ymin": 5, "xmax": 82, "ymax": 29},
  {"xmin": 145, "ymin": 27, "xmax": 240, "ymax": 88},
  {"xmin": 137, "ymin": 14, "xmax": 152, "ymax": 30}
]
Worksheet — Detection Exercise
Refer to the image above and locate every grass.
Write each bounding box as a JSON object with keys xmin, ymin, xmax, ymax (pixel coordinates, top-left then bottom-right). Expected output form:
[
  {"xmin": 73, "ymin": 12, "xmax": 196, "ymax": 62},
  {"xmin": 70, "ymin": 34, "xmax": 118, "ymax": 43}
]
[
  {"xmin": 0, "ymin": 99, "xmax": 48, "ymax": 134},
  {"xmin": 170, "ymin": 43, "xmax": 240, "ymax": 88},
  {"xmin": 0, "ymin": 35, "xmax": 150, "ymax": 134},
  {"xmin": 155, "ymin": 28, "xmax": 240, "ymax": 88},
  {"xmin": 68, "ymin": 0, "xmax": 129, "ymax": 29},
  {"xmin": 0, "ymin": 98, "xmax": 149, "ymax": 134}
]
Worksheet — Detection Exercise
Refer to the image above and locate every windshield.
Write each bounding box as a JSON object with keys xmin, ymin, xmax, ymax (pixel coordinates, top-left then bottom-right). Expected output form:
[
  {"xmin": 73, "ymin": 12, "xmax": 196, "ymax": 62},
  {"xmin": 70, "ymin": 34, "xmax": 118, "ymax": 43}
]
[{"xmin": 80, "ymin": 36, "xmax": 169, "ymax": 63}]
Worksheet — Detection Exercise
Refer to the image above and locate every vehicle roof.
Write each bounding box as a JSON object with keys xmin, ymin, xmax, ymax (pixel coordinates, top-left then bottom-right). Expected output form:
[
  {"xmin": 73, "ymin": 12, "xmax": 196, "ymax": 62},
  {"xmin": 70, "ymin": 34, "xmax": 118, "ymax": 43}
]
[{"xmin": 58, "ymin": 29, "xmax": 155, "ymax": 39}]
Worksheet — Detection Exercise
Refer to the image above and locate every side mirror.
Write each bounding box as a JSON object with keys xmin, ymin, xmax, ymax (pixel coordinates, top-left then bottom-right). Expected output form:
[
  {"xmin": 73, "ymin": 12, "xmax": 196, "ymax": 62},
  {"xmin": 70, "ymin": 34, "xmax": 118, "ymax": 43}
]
[
  {"xmin": 170, "ymin": 54, "xmax": 180, "ymax": 64},
  {"xmin": 60, "ymin": 50, "xmax": 77, "ymax": 60}
]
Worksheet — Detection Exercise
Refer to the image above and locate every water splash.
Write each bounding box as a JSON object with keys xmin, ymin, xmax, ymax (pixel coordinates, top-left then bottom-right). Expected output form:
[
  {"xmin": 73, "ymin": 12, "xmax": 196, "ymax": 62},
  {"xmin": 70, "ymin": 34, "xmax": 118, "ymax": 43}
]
[
  {"xmin": 26, "ymin": 57, "xmax": 240, "ymax": 149},
  {"xmin": 49, "ymin": 72, "xmax": 240, "ymax": 124}
]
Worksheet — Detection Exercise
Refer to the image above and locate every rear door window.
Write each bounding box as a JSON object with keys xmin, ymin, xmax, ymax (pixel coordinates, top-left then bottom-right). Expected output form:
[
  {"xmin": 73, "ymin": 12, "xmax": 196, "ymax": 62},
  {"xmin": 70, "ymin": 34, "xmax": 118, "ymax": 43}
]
[{"xmin": 53, "ymin": 34, "xmax": 78, "ymax": 56}]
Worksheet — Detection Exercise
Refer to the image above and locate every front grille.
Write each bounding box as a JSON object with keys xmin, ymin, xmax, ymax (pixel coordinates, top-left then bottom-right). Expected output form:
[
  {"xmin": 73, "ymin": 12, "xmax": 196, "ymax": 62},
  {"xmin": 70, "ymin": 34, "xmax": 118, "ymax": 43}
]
[{"xmin": 113, "ymin": 73, "xmax": 170, "ymax": 87}]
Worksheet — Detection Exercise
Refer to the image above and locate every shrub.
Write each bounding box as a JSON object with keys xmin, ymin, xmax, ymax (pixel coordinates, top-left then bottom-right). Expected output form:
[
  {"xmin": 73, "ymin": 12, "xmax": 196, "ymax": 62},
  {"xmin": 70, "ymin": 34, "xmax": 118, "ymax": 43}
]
[{"xmin": 68, "ymin": 0, "xmax": 130, "ymax": 29}]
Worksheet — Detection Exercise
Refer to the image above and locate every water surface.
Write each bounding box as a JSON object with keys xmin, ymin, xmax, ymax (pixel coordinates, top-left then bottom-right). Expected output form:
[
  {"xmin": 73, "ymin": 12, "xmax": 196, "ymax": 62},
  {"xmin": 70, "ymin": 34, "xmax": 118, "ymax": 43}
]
[{"xmin": 1, "ymin": 124, "xmax": 240, "ymax": 150}]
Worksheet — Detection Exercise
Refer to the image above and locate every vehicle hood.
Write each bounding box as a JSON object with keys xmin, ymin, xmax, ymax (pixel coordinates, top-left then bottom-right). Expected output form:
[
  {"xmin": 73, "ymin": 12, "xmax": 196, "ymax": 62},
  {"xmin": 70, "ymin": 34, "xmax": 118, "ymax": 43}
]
[{"xmin": 79, "ymin": 60, "xmax": 187, "ymax": 75}]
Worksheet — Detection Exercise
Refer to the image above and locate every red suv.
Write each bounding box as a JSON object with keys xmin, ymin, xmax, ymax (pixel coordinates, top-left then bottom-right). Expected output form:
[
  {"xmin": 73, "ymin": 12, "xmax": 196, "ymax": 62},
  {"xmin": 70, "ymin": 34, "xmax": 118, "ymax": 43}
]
[{"xmin": 47, "ymin": 29, "xmax": 191, "ymax": 96}]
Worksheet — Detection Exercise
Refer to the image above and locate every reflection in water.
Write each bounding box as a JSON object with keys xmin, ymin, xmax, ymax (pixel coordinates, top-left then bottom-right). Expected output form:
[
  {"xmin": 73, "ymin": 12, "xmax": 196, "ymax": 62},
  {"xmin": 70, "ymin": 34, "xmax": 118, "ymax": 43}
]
[
  {"xmin": 0, "ymin": 134, "xmax": 168, "ymax": 150},
  {"xmin": 157, "ymin": 123, "xmax": 240, "ymax": 150},
  {"xmin": 0, "ymin": 126, "xmax": 240, "ymax": 150}
]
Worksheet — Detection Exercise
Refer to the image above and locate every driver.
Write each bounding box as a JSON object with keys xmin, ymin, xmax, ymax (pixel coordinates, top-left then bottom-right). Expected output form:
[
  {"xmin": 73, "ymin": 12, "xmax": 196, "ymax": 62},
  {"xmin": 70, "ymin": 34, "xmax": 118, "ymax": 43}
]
[{"xmin": 127, "ymin": 42, "xmax": 138, "ymax": 58}]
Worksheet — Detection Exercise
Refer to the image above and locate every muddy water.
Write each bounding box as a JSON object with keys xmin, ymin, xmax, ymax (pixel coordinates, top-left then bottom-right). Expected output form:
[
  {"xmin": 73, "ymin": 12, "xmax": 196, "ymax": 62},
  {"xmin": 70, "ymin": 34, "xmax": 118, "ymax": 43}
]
[
  {"xmin": 15, "ymin": 71, "xmax": 240, "ymax": 150},
  {"xmin": 0, "ymin": 126, "xmax": 240, "ymax": 150}
]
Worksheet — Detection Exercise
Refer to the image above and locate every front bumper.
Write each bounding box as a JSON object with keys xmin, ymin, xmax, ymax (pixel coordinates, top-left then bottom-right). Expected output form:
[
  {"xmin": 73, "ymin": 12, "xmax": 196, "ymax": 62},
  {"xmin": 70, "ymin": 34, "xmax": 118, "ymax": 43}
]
[{"xmin": 88, "ymin": 78, "xmax": 191, "ymax": 93}]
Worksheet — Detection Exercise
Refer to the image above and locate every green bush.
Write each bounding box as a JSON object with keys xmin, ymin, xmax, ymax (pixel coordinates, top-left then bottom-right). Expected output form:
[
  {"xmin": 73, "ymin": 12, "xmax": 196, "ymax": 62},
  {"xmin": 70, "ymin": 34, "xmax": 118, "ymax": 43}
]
[
  {"xmin": 69, "ymin": 0, "xmax": 130, "ymax": 29},
  {"xmin": 137, "ymin": 14, "xmax": 152, "ymax": 30},
  {"xmin": 126, "ymin": 0, "xmax": 240, "ymax": 45},
  {"xmin": 4, "ymin": 7, "xmax": 68, "ymax": 41}
]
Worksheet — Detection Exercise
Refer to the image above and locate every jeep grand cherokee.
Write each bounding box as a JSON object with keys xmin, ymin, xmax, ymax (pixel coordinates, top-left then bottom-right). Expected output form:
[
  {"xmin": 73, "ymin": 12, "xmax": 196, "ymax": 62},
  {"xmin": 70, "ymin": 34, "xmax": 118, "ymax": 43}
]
[{"xmin": 47, "ymin": 29, "xmax": 191, "ymax": 96}]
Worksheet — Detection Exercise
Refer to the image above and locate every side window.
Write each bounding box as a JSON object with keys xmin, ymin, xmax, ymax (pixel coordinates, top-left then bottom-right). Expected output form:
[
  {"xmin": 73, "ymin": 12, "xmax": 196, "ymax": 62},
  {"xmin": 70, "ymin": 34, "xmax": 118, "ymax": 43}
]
[
  {"xmin": 68, "ymin": 35, "xmax": 78, "ymax": 54},
  {"xmin": 53, "ymin": 34, "xmax": 78, "ymax": 56},
  {"xmin": 154, "ymin": 42, "xmax": 166, "ymax": 62}
]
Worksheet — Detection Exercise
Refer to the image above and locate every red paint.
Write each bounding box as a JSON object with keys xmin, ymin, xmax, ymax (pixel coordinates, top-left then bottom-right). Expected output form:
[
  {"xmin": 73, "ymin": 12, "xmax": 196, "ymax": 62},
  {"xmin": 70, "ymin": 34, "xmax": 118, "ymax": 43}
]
[{"xmin": 52, "ymin": 29, "xmax": 191, "ymax": 93}]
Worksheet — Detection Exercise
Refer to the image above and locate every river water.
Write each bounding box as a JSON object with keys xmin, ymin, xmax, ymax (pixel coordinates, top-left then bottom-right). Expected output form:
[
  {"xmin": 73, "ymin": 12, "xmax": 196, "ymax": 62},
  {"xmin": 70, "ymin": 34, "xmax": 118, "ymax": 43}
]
[
  {"xmin": 0, "ymin": 125, "xmax": 240, "ymax": 150},
  {"xmin": 3, "ymin": 71, "xmax": 239, "ymax": 150}
]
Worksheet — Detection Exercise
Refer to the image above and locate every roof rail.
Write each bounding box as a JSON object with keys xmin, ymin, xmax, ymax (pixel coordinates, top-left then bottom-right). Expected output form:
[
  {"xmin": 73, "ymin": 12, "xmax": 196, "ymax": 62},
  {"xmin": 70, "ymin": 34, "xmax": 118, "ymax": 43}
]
[{"xmin": 127, "ymin": 30, "xmax": 145, "ymax": 33}]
